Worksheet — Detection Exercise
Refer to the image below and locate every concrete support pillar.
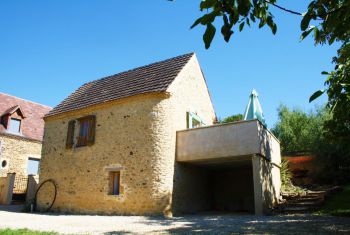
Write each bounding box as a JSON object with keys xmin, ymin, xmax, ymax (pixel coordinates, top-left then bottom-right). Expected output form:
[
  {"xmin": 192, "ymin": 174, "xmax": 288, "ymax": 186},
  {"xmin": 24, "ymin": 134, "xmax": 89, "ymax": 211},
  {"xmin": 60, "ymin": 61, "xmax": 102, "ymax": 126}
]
[
  {"xmin": 252, "ymin": 155, "xmax": 263, "ymax": 215},
  {"xmin": 26, "ymin": 175, "xmax": 39, "ymax": 203},
  {"xmin": 0, "ymin": 173, "xmax": 16, "ymax": 205}
]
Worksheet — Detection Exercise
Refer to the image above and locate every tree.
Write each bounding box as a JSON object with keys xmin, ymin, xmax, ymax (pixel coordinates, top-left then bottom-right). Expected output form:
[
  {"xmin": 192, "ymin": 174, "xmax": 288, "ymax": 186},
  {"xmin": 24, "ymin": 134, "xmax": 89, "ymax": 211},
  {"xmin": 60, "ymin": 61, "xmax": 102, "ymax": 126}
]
[
  {"xmin": 190, "ymin": 2, "xmax": 349, "ymax": 120},
  {"xmin": 191, "ymin": 0, "xmax": 350, "ymax": 180},
  {"xmin": 271, "ymin": 105, "xmax": 330, "ymax": 155},
  {"xmin": 272, "ymin": 104, "xmax": 349, "ymax": 183},
  {"xmin": 220, "ymin": 113, "xmax": 243, "ymax": 123}
]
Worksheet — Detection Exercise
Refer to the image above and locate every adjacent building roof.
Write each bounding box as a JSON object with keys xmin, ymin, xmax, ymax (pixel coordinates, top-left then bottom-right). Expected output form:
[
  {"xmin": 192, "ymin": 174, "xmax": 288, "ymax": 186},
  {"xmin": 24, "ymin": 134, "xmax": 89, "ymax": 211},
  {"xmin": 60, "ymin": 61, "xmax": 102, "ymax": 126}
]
[
  {"xmin": 2, "ymin": 105, "xmax": 25, "ymax": 117},
  {"xmin": 0, "ymin": 93, "xmax": 52, "ymax": 141},
  {"xmin": 47, "ymin": 53, "xmax": 195, "ymax": 117}
]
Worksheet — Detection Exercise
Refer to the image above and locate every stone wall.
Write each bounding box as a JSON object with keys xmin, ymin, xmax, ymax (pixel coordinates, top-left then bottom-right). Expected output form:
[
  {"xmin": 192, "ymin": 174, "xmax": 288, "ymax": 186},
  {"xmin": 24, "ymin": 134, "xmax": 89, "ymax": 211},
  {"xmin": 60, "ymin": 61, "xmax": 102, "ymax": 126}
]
[
  {"xmin": 38, "ymin": 94, "xmax": 170, "ymax": 214},
  {"xmin": 0, "ymin": 173, "xmax": 16, "ymax": 205},
  {"xmin": 0, "ymin": 135, "xmax": 42, "ymax": 177},
  {"xmin": 37, "ymin": 55, "xmax": 216, "ymax": 215},
  {"xmin": 158, "ymin": 55, "xmax": 216, "ymax": 215},
  {"xmin": 0, "ymin": 176, "xmax": 7, "ymax": 204}
]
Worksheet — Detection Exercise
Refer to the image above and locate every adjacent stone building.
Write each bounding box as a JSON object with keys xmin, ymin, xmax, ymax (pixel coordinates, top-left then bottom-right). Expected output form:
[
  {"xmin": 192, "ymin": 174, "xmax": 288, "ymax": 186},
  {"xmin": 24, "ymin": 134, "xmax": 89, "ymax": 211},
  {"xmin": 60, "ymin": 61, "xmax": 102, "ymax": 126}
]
[
  {"xmin": 38, "ymin": 53, "xmax": 281, "ymax": 215},
  {"xmin": 0, "ymin": 93, "xmax": 51, "ymax": 203}
]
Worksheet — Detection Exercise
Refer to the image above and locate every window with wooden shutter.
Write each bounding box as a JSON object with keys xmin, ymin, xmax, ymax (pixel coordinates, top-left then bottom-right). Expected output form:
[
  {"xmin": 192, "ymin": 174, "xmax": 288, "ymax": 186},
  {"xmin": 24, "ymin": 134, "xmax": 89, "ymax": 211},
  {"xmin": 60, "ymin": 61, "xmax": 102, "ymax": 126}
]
[
  {"xmin": 87, "ymin": 115, "xmax": 96, "ymax": 146},
  {"xmin": 77, "ymin": 115, "xmax": 96, "ymax": 147},
  {"xmin": 109, "ymin": 171, "xmax": 120, "ymax": 195},
  {"xmin": 66, "ymin": 120, "xmax": 75, "ymax": 149}
]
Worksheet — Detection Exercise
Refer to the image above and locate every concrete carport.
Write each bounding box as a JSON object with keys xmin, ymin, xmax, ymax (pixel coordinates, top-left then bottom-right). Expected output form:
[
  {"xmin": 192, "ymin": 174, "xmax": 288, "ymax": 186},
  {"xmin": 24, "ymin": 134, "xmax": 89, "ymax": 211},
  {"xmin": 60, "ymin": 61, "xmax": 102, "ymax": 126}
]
[{"xmin": 173, "ymin": 120, "xmax": 281, "ymax": 215}]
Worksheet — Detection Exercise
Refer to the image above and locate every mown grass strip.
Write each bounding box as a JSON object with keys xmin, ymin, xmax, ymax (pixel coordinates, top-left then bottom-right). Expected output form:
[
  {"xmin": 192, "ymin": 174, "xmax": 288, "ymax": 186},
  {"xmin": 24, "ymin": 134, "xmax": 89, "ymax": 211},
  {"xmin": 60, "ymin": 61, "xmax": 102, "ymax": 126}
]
[
  {"xmin": 316, "ymin": 185, "xmax": 350, "ymax": 217},
  {"xmin": 0, "ymin": 229, "xmax": 58, "ymax": 235}
]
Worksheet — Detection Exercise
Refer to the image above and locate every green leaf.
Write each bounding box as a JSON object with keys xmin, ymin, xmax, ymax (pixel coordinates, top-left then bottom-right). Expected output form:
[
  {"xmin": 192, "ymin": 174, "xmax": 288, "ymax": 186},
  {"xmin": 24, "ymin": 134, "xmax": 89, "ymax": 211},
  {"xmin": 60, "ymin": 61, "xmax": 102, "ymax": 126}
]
[
  {"xmin": 239, "ymin": 22, "xmax": 245, "ymax": 31},
  {"xmin": 203, "ymin": 23, "xmax": 216, "ymax": 49},
  {"xmin": 200, "ymin": 0, "xmax": 216, "ymax": 10},
  {"xmin": 313, "ymin": 27, "xmax": 319, "ymax": 41},
  {"xmin": 221, "ymin": 15, "xmax": 233, "ymax": 42},
  {"xmin": 272, "ymin": 23, "xmax": 277, "ymax": 34},
  {"xmin": 321, "ymin": 71, "xmax": 329, "ymax": 75},
  {"xmin": 229, "ymin": 6, "xmax": 239, "ymax": 25},
  {"xmin": 309, "ymin": 90, "xmax": 325, "ymax": 103},
  {"xmin": 301, "ymin": 14, "xmax": 311, "ymax": 31},
  {"xmin": 266, "ymin": 16, "xmax": 277, "ymax": 35},
  {"xmin": 250, "ymin": 13, "xmax": 256, "ymax": 23},
  {"xmin": 237, "ymin": 0, "xmax": 251, "ymax": 16},
  {"xmin": 191, "ymin": 16, "xmax": 203, "ymax": 29},
  {"xmin": 246, "ymin": 18, "xmax": 250, "ymax": 26},
  {"xmin": 221, "ymin": 24, "xmax": 233, "ymax": 42},
  {"xmin": 201, "ymin": 11, "xmax": 218, "ymax": 25},
  {"xmin": 300, "ymin": 26, "xmax": 314, "ymax": 41},
  {"xmin": 258, "ymin": 19, "xmax": 266, "ymax": 28}
]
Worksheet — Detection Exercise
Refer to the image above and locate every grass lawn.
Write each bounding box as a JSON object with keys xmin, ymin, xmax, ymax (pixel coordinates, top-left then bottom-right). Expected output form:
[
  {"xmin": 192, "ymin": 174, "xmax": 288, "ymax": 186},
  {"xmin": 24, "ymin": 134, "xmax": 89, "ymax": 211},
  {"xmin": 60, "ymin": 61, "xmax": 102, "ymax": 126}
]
[
  {"xmin": 0, "ymin": 229, "xmax": 57, "ymax": 235},
  {"xmin": 317, "ymin": 185, "xmax": 350, "ymax": 217}
]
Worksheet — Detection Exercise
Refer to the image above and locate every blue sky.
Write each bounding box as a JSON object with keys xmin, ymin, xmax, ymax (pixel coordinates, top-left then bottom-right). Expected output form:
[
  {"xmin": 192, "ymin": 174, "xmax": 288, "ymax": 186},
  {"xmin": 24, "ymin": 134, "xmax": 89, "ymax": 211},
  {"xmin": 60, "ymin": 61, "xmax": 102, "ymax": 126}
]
[{"xmin": 0, "ymin": 1, "xmax": 337, "ymax": 127}]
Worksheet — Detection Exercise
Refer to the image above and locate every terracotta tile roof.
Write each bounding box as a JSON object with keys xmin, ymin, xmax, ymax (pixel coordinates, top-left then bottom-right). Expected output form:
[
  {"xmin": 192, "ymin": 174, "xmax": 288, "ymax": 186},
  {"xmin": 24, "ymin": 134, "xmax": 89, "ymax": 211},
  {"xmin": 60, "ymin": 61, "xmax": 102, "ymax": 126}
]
[
  {"xmin": 47, "ymin": 53, "xmax": 195, "ymax": 117},
  {"xmin": 0, "ymin": 93, "xmax": 52, "ymax": 141}
]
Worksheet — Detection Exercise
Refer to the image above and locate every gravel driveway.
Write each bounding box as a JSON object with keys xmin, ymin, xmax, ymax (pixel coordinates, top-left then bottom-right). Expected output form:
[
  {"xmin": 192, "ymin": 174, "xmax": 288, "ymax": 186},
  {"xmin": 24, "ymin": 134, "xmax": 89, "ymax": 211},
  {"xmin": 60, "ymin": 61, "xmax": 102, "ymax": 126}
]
[{"xmin": 0, "ymin": 207, "xmax": 349, "ymax": 234}]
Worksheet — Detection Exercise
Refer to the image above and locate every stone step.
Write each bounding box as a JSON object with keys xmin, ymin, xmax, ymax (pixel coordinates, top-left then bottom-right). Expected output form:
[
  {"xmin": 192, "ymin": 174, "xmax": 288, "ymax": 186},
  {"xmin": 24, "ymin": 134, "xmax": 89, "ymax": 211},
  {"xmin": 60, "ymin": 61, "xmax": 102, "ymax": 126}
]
[
  {"xmin": 287, "ymin": 201, "xmax": 322, "ymax": 207},
  {"xmin": 276, "ymin": 190, "xmax": 329, "ymax": 214},
  {"xmin": 295, "ymin": 197, "xmax": 322, "ymax": 202},
  {"xmin": 278, "ymin": 206, "xmax": 311, "ymax": 213},
  {"xmin": 306, "ymin": 191, "xmax": 326, "ymax": 197}
]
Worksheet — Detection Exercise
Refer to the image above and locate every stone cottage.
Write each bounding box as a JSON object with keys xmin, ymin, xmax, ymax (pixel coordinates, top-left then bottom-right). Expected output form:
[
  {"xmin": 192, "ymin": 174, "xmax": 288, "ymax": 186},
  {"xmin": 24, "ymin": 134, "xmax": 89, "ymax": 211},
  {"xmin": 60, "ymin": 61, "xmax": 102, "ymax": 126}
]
[
  {"xmin": 38, "ymin": 53, "xmax": 281, "ymax": 215},
  {"xmin": 0, "ymin": 93, "xmax": 51, "ymax": 204}
]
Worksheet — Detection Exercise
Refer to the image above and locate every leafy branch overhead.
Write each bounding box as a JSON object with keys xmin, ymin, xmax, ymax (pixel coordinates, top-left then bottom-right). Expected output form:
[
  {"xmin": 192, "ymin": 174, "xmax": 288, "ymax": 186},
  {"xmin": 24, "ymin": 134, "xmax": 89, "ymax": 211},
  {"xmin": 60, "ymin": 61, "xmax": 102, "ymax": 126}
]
[
  {"xmin": 191, "ymin": 0, "xmax": 350, "ymax": 178},
  {"xmin": 191, "ymin": 0, "xmax": 278, "ymax": 49}
]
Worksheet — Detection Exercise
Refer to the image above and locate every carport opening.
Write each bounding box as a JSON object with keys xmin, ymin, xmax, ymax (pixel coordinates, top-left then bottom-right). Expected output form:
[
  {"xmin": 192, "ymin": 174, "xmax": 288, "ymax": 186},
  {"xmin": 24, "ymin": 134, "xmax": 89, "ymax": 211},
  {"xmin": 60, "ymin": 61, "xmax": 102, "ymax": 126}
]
[{"xmin": 172, "ymin": 159, "xmax": 255, "ymax": 215}]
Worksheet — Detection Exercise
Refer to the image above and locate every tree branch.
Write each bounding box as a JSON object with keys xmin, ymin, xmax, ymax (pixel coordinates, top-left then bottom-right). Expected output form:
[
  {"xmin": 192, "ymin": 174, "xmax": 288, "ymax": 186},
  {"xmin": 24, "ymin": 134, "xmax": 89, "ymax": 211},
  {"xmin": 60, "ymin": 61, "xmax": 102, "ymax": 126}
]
[
  {"xmin": 264, "ymin": 0, "xmax": 302, "ymax": 16},
  {"xmin": 264, "ymin": 0, "xmax": 345, "ymax": 19}
]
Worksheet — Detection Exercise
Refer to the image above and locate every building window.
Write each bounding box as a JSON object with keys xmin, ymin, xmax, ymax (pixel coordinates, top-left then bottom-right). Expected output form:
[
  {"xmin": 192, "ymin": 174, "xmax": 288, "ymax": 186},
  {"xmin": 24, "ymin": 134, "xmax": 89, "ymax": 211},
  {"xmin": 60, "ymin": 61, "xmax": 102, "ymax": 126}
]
[
  {"xmin": 8, "ymin": 118, "xmax": 21, "ymax": 133},
  {"xmin": 66, "ymin": 115, "xmax": 96, "ymax": 149},
  {"xmin": 186, "ymin": 112, "xmax": 205, "ymax": 129},
  {"xmin": 27, "ymin": 158, "xmax": 40, "ymax": 175},
  {"xmin": 77, "ymin": 116, "xmax": 96, "ymax": 147},
  {"xmin": 109, "ymin": 171, "xmax": 120, "ymax": 195}
]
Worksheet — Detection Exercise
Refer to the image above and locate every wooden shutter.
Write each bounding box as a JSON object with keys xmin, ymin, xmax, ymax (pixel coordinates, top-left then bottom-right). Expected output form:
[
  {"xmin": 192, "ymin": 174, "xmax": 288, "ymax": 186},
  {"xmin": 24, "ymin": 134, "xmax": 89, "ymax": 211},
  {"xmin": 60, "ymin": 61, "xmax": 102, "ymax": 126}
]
[
  {"xmin": 186, "ymin": 112, "xmax": 190, "ymax": 129},
  {"xmin": 66, "ymin": 120, "xmax": 75, "ymax": 149},
  {"xmin": 87, "ymin": 115, "xmax": 96, "ymax": 146}
]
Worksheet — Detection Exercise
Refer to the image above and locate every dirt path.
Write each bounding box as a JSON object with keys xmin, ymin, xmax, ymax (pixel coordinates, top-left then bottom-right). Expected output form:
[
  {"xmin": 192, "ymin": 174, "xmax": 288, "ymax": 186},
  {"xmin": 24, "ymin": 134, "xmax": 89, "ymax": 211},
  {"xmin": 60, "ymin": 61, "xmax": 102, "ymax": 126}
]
[{"xmin": 0, "ymin": 209, "xmax": 349, "ymax": 234}]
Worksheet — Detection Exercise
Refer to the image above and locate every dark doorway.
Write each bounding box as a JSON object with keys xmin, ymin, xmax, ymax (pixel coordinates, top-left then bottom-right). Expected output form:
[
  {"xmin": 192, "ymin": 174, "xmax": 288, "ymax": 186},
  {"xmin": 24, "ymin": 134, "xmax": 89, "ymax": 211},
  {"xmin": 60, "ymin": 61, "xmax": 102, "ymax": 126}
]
[{"xmin": 172, "ymin": 159, "xmax": 255, "ymax": 215}]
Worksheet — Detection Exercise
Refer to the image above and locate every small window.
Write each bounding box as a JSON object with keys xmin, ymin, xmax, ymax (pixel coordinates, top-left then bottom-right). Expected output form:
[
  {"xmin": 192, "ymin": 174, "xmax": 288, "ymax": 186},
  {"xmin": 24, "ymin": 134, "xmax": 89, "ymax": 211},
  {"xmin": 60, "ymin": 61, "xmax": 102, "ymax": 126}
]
[
  {"xmin": 186, "ymin": 112, "xmax": 205, "ymax": 129},
  {"xmin": 77, "ymin": 115, "xmax": 96, "ymax": 147},
  {"xmin": 1, "ymin": 160, "xmax": 7, "ymax": 168},
  {"xmin": 27, "ymin": 158, "xmax": 40, "ymax": 175},
  {"xmin": 9, "ymin": 118, "xmax": 21, "ymax": 133},
  {"xmin": 109, "ymin": 171, "xmax": 120, "ymax": 195}
]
